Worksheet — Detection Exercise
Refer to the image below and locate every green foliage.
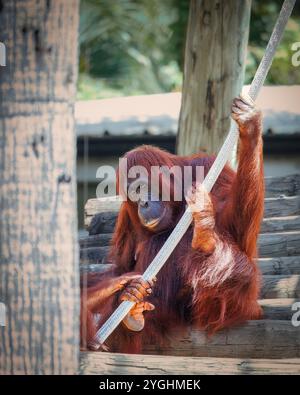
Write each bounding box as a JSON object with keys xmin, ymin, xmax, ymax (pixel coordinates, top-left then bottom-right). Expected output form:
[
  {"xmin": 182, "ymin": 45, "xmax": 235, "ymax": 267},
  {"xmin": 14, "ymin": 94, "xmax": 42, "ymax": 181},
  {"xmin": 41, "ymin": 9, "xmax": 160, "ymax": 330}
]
[
  {"xmin": 78, "ymin": 0, "xmax": 300, "ymax": 100},
  {"xmin": 78, "ymin": 0, "xmax": 187, "ymax": 99},
  {"xmin": 246, "ymin": 0, "xmax": 300, "ymax": 85}
]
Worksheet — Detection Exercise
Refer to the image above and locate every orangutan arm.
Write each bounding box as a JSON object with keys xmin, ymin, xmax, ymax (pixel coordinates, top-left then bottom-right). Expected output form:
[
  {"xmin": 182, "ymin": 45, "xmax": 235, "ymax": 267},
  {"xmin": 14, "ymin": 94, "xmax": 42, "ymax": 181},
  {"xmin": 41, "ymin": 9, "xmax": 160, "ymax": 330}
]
[
  {"xmin": 222, "ymin": 95, "xmax": 264, "ymax": 259},
  {"xmin": 186, "ymin": 183, "xmax": 218, "ymax": 254}
]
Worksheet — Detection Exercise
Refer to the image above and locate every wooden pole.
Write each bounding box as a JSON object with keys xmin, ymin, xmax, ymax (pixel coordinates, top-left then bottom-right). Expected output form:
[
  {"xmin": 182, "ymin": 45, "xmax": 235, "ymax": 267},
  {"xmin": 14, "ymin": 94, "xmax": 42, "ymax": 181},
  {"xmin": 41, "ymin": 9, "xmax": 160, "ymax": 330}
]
[
  {"xmin": 176, "ymin": 0, "xmax": 252, "ymax": 156},
  {"xmin": 0, "ymin": 0, "xmax": 80, "ymax": 374}
]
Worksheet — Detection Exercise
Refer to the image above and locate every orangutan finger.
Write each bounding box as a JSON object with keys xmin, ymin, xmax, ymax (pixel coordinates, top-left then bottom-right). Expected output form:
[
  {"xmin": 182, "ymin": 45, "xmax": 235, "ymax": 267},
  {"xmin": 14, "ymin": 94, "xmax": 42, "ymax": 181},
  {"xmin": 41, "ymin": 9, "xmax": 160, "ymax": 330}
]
[
  {"xmin": 126, "ymin": 287, "xmax": 145, "ymax": 302},
  {"xmin": 131, "ymin": 277, "xmax": 150, "ymax": 288},
  {"xmin": 130, "ymin": 282, "xmax": 152, "ymax": 297},
  {"xmin": 119, "ymin": 274, "xmax": 141, "ymax": 287},
  {"xmin": 132, "ymin": 304, "xmax": 145, "ymax": 312},
  {"xmin": 239, "ymin": 94, "xmax": 254, "ymax": 107},
  {"xmin": 130, "ymin": 278, "xmax": 153, "ymax": 294},
  {"xmin": 231, "ymin": 105, "xmax": 242, "ymax": 114},
  {"xmin": 120, "ymin": 291, "xmax": 139, "ymax": 304},
  {"xmin": 131, "ymin": 307, "xmax": 144, "ymax": 316}
]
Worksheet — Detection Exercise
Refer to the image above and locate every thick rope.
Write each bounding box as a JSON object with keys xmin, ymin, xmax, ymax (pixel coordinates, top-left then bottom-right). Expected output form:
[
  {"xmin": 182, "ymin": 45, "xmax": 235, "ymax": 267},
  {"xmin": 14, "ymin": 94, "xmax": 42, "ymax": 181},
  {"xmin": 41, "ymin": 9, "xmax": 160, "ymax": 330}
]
[{"xmin": 89, "ymin": 0, "xmax": 296, "ymax": 349}]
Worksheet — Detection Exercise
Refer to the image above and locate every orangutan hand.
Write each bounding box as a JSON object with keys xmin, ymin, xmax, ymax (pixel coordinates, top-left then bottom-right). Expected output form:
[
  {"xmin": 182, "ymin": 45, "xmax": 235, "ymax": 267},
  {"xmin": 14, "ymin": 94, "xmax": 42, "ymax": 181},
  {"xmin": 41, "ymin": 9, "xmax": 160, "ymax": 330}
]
[
  {"xmin": 98, "ymin": 273, "xmax": 142, "ymax": 301},
  {"xmin": 119, "ymin": 276, "xmax": 156, "ymax": 331},
  {"xmin": 122, "ymin": 301, "xmax": 155, "ymax": 331},
  {"xmin": 231, "ymin": 94, "xmax": 262, "ymax": 140}
]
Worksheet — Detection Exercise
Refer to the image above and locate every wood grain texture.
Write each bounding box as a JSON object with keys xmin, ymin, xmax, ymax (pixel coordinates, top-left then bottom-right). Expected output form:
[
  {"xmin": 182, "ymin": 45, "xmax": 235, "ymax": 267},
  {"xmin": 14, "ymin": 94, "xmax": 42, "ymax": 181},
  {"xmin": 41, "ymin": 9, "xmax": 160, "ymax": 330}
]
[
  {"xmin": 264, "ymin": 196, "xmax": 300, "ymax": 218},
  {"xmin": 85, "ymin": 214, "xmax": 300, "ymax": 235},
  {"xmin": 258, "ymin": 299, "xmax": 297, "ymax": 320},
  {"xmin": 80, "ymin": 352, "xmax": 300, "ymax": 375},
  {"xmin": 259, "ymin": 231, "xmax": 300, "ymax": 257},
  {"xmin": 0, "ymin": 0, "xmax": 80, "ymax": 374},
  {"xmin": 80, "ymin": 257, "xmax": 300, "ymax": 276},
  {"xmin": 84, "ymin": 194, "xmax": 300, "ymax": 228},
  {"xmin": 259, "ymin": 256, "xmax": 300, "ymax": 275},
  {"xmin": 176, "ymin": 0, "xmax": 251, "ymax": 156},
  {"xmin": 79, "ymin": 232, "xmax": 300, "ymax": 264},
  {"xmin": 261, "ymin": 275, "xmax": 300, "ymax": 299},
  {"xmin": 261, "ymin": 215, "xmax": 300, "ymax": 233},
  {"xmin": 143, "ymin": 320, "xmax": 300, "ymax": 359},
  {"xmin": 265, "ymin": 174, "xmax": 300, "ymax": 198},
  {"xmin": 79, "ymin": 258, "xmax": 300, "ymax": 299}
]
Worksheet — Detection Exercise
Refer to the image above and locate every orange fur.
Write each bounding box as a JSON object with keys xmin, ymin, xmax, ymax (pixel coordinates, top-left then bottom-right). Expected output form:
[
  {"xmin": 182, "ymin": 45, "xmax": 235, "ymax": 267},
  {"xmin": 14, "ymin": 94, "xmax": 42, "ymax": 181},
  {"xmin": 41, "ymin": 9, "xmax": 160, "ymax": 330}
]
[{"xmin": 81, "ymin": 116, "xmax": 264, "ymax": 353}]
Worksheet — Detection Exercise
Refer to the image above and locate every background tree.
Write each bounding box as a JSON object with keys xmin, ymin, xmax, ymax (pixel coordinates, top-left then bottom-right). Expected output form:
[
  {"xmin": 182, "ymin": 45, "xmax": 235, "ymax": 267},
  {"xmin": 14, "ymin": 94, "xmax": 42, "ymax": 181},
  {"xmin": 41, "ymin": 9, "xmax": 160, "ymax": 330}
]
[
  {"xmin": 78, "ymin": 0, "xmax": 300, "ymax": 100},
  {"xmin": 176, "ymin": 0, "xmax": 252, "ymax": 156},
  {"xmin": 0, "ymin": 0, "xmax": 80, "ymax": 374}
]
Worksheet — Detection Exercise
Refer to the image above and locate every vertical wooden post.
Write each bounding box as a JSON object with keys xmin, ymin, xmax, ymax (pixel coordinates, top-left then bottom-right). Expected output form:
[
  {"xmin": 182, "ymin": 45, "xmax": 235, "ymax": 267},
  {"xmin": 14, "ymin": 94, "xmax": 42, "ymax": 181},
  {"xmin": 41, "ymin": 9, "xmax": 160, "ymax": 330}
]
[
  {"xmin": 176, "ymin": 0, "xmax": 252, "ymax": 156},
  {"xmin": 0, "ymin": 0, "xmax": 80, "ymax": 374}
]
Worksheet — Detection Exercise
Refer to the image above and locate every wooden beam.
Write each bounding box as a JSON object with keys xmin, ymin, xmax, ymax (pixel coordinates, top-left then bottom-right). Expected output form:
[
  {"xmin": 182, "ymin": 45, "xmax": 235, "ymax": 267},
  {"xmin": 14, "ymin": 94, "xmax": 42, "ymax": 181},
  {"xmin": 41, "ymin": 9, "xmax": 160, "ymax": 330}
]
[
  {"xmin": 80, "ymin": 352, "xmax": 300, "ymax": 375},
  {"xmin": 80, "ymin": 263, "xmax": 114, "ymax": 275},
  {"xmin": 84, "ymin": 195, "xmax": 300, "ymax": 228},
  {"xmin": 83, "ymin": 215, "xmax": 300, "ymax": 237},
  {"xmin": 259, "ymin": 231, "xmax": 300, "ymax": 257},
  {"xmin": 0, "ymin": 0, "xmax": 80, "ymax": 375},
  {"xmin": 79, "ymin": 233, "xmax": 113, "ymax": 248},
  {"xmin": 261, "ymin": 275, "xmax": 300, "ymax": 299},
  {"xmin": 259, "ymin": 298, "xmax": 296, "ymax": 320},
  {"xmin": 264, "ymin": 196, "xmax": 300, "ymax": 218},
  {"xmin": 80, "ymin": 246, "xmax": 110, "ymax": 265},
  {"xmin": 80, "ymin": 257, "xmax": 300, "ymax": 276},
  {"xmin": 79, "ymin": 232, "xmax": 300, "ymax": 263},
  {"xmin": 261, "ymin": 215, "xmax": 300, "ymax": 233},
  {"xmin": 176, "ymin": 0, "xmax": 251, "ymax": 156},
  {"xmin": 265, "ymin": 174, "xmax": 300, "ymax": 198},
  {"xmin": 259, "ymin": 256, "xmax": 300, "ymax": 275},
  {"xmin": 143, "ymin": 320, "xmax": 300, "ymax": 359}
]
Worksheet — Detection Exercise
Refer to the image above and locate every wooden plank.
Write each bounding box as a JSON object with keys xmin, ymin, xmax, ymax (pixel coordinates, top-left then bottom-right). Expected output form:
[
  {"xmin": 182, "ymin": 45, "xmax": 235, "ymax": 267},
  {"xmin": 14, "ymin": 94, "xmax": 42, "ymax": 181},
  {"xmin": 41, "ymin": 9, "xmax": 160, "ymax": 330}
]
[
  {"xmin": 87, "ymin": 212, "xmax": 118, "ymax": 236},
  {"xmin": 79, "ymin": 233, "xmax": 113, "ymax": 248},
  {"xmin": 80, "ymin": 263, "xmax": 114, "ymax": 275},
  {"xmin": 80, "ymin": 228, "xmax": 300, "ymax": 253},
  {"xmin": 79, "ymin": 257, "xmax": 300, "ymax": 301},
  {"xmin": 264, "ymin": 196, "xmax": 300, "ymax": 218},
  {"xmin": 0, "ymin": 0, "xmax": 80, "ymax": 375},
  {"xmin": 259, "ymin": 299, "xmax": 296, "ymax": 320},
  {"xmin": 80, "ymin": 246, "xmax": 110, "ymax": 265},
  {"xmin": 143, "ymin": 320, "xmax": 300, "ymax": 359},
  {"xmin": 261, "ymin": 275, "xmax": 300, "ymax": 299},
  {"xmin": 261, "ymin": 215, "xmax": 300, "ymax": 233},
  {"xmin": 80, "ymin": 352, "xmax": 300, "ymax": 375},
  {"xmin": 84, "ymin": 214, "xmax": 300, "ymax": 237},
  {"xmin": 79, "ymin": 232, "xmax": 300, "ymax": 264},
  {"xmin": 259, "ymin": 231, "xmax": 300, "ymax": 257},
  {"xmin": 259, "ymin": 256, "xmax": 300, "ymax": 275},
  {"xmin": 84, "ymin": 195, "xmax": 300, "ymax": 227},
  {"xmin": 85, "ymin": 196, "xmax": 121, "ymax": 215},
  {"xmin": 265, "ymin": 174, "xmax": 300, "ymax": 198},
  {"xmin": 80, "ymin": 257, "xmax": 300, "ymax": 276}
]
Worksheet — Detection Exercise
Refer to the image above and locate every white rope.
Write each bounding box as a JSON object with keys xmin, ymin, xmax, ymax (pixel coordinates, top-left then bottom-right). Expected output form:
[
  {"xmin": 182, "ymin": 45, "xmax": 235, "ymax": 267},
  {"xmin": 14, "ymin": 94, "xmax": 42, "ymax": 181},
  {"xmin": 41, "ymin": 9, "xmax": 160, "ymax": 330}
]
[{"xmin": 89, "ymin": 0, "xmax": 296, "ymax": 350}]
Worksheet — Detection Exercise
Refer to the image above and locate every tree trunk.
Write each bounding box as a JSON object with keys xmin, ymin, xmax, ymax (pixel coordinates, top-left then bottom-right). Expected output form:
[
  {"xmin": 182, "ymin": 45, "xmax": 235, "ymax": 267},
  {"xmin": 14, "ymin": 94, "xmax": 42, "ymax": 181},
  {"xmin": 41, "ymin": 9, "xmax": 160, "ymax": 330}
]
[
  {"xmin": 176, "ymin": 0, "xmax": 252, "ymax": 156},
  {"xmin": 0, "ymin": 0, "xmax": 79, "ymax": 374}
]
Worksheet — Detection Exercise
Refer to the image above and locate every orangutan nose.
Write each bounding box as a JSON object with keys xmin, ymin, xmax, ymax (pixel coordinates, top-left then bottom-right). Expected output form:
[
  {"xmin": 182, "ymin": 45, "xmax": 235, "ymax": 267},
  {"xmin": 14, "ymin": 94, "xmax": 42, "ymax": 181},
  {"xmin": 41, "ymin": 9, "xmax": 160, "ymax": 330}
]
[{"xmin": 139, "ymin": 200, "xmax": 149, "ymax": 208}]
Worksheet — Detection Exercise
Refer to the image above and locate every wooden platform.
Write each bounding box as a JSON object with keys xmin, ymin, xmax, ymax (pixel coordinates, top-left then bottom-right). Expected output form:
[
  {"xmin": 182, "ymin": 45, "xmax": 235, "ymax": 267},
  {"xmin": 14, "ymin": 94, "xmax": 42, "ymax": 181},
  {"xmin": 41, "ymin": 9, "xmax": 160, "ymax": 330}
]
[{"xmin": 80, "ymin": 174, "xmax": 300, "ymax": 374}]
